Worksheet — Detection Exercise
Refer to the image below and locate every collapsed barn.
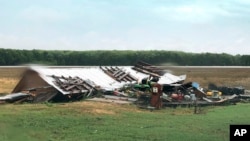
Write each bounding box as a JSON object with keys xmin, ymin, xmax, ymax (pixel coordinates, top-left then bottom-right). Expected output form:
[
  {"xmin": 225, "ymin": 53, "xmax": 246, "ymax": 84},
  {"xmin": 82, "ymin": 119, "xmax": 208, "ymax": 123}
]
[
  {"xmin": 0, "ymin": 61, "xmax": 247, "ymax": 107},
  {"xmin": 7, "ymin": 62, "xmax": 184, "ymax": 102}
]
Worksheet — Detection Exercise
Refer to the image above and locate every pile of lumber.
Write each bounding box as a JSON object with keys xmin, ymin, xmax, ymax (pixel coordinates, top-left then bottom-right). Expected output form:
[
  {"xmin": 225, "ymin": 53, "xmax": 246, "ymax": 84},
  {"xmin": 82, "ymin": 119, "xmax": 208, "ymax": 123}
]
[
  {"xmin": 51, "ymin": 75, "xmax": 95, "ymax": 94},
  {"xmin": 132, "ymin": 61, "xmax": 165, "ymax": 77},
  {"xmin": 100, "ymin": 66, "xmax": 137, "ymax": 82}
]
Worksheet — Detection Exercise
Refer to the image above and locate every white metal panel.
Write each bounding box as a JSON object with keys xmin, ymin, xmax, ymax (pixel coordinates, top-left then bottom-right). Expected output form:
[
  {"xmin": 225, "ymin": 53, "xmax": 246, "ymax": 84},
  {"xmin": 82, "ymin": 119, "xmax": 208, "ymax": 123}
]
[
  {"xmin": 123, "ymin": 66, "xmax": 186, "ymax": 84},
  {"xmin": 31, "ymin": 66, "xmax": 126, "ymax": 95},
  {"xmin": 30, "ymin": 66, "xmax": 186, "ymax": 95},
  {"xmin": 158, "ymin": 73, "xmax": 186, "ymax": 84}
]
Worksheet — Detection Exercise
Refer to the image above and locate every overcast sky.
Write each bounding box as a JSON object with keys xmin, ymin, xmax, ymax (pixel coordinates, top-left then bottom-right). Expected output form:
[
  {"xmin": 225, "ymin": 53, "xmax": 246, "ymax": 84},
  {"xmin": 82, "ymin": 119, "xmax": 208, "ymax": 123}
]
[{"xmin": 0, "ymin": 0, "xmax": 250, "ymax": 55}]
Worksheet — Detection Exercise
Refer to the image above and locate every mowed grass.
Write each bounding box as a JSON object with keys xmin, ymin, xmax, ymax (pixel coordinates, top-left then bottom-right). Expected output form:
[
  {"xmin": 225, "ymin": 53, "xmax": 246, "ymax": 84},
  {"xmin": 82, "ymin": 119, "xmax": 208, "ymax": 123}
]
[{"xmin": 1, "ymin": 101, "xmax": 250, "ymax": 141}]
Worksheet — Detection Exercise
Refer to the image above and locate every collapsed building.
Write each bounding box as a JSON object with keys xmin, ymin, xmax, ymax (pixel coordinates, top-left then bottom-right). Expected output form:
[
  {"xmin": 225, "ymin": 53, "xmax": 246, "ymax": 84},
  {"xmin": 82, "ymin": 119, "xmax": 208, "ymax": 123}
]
[
  {"xmin": 8, "ymin": 62, "xmax": 185, "ymax": 103},
  {"xmin": 1, "ymin": 61, "xmax": 245, "ymax": 107}
]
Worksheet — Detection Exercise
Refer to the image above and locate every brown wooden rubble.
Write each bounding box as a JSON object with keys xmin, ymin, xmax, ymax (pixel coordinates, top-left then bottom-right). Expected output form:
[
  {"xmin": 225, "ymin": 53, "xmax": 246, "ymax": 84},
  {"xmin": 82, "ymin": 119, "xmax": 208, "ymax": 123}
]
[
  {"xmin": 100, "ymin": 66, "xmax": 138, "ymax": 82},
  {"xmin": 51, "ymin": 75, "xmax": 96, "ymax": 94},
  {"xmin": 132, "ymin": 61, "xmax": 166, "ymax": 77}
]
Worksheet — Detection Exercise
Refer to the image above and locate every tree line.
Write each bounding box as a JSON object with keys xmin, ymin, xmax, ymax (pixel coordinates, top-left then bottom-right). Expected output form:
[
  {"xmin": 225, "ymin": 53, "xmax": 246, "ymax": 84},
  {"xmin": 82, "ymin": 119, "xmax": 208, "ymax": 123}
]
[{"xmin": 0, "ymin": 48, "xmax": 249, "ymax": 66}]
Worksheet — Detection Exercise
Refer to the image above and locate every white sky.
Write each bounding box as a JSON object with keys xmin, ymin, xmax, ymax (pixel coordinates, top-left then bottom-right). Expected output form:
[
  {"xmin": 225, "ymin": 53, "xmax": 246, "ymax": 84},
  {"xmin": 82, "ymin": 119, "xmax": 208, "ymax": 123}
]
[{"xmin": 0, "ymin": 0, "xmax": 250, "ymax": 55}]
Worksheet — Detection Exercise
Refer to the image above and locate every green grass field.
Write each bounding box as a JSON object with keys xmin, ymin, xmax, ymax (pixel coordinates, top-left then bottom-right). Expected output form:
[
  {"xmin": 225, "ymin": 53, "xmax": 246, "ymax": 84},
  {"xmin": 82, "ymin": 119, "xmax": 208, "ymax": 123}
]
[{"xmin": 1, "ymin": 101, "xmax": 250, "ymax": 141}]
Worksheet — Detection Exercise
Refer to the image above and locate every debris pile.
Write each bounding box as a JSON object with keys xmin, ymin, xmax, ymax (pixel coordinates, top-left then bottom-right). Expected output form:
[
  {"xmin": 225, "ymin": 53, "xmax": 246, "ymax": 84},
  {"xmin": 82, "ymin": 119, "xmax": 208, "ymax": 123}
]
[
  {"xmin": 132, "ymin": 61, "xmax": 165, "ymax": 77},
  {"xmin": 51, "ymin": 75, "xmax": 96, "ymax": 94},
  {"xmin": 0, "ymin": 61, "xmax": 249, "ymax": 108},
  {"xmin": 208, "ymin": 83, "xmax": 245, "ymax": 95},
  {"xmin": 0, "ymin": 93, "xmax": 31, "ymax": 104},
  {"xmin": 100, "ymin": 66, "xmax": 137, "ymax": 82}
]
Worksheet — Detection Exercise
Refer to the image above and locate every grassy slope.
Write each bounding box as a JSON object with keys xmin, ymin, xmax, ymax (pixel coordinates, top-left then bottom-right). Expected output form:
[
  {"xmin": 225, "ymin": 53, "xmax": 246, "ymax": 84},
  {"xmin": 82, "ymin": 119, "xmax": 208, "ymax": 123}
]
[{"xmin": 1, "ymin": 102, "xmax": 250, "ymax": 141}]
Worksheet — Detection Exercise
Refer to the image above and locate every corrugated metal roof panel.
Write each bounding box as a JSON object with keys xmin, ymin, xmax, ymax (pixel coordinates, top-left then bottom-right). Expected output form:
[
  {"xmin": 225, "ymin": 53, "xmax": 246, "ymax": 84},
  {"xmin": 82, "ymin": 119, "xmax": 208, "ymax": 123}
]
[
  {"xmin": 31, "ymin": 67, "xmax": 124, "ymax": 94},
  {"xmin": 30, "ymin": 66, "xmax": 186, "ymax": 95},
  {"xmin": 123, "ymin": 67, "xmax": 186, "ymax": 84},
  {"xmin": 158, "ymin": 73, "xmax": 186, "ymax": 84}
]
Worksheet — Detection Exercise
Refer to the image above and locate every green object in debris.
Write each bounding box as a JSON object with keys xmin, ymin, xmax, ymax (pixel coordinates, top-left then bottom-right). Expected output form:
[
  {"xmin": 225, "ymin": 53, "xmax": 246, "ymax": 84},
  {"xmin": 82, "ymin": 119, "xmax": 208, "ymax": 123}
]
[{"xmin": 133, "ymin": 84, "xmax": 151, "ymax": 92}]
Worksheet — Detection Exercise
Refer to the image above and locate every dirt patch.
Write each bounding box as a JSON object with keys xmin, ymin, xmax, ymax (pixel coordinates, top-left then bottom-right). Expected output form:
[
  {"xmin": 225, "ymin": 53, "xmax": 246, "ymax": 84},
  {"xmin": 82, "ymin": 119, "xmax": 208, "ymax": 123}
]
[
  {"xmin": 91, "ymin": 109, "xmax": 115, "ymax": 115},
  {"xmin": 168, "ymin": 67, "xmax": 250, "ymax": 89},
  {"xmin": 58, "ymin": 101, "xmax": 142, "ymax": 115},
  {"xmin": 0, "ymin": 67, "xmax": 25, "ymax": 94},
  {"xmin": 0, "ymin": 78, "xmax": 19, "ymax": 94}
]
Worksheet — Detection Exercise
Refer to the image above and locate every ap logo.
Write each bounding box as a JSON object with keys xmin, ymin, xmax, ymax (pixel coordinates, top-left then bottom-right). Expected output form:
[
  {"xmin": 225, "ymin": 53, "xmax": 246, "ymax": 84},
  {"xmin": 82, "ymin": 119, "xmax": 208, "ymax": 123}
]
[
  {"xmin": 234, "ymin": 129, "xmax": 247, "ymax": 136},
  {"xmin": 230, "ymin": 125, "xmax": 250, "ymax": 141}
]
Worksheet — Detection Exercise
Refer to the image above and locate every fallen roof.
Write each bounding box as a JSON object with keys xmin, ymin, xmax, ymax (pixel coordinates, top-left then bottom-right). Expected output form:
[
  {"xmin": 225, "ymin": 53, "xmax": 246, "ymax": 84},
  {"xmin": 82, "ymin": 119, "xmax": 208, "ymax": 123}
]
[{"xmin": 29, "ymin": 66, "xmax": 186, "ymax": 95}]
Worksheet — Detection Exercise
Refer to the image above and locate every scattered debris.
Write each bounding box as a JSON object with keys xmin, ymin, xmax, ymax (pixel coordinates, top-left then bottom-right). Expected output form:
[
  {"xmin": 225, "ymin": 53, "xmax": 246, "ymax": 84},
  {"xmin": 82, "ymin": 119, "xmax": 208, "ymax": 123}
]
[
  {"xmin": 206, "ymin": 90, "xmax": 222, "ymax": 99},
  {"xmin": 87, "ymin": 97, "xmax": 134, "ymax": 104},
  {"xmin": 51, "ymin": 75, "xmax": 96, "ymax": 94},
  {"xmin": 0, "ymin": 93, "xmax": 31, "ymax": 103},
  {"xmin": 208, "ymin": 83, "xmax": 245, "ymax": 95},
  {"xmin": 1, "ymin": 61, "xmax": 248, "ymax": 110},
  {"xmin": 132, "ymin": 61, "xmax": 165, "ymax": 77},
  {"xmin": 100, "ymin": 66, "xmax": 137, "ymax": 82}
]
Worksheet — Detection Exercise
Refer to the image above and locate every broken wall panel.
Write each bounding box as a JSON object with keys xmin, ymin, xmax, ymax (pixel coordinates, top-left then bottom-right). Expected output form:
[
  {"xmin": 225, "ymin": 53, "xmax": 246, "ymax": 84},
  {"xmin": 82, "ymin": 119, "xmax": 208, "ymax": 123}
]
[
  {"xmin": 24, "ymin": 86, "xmax": 58, "ymax": 102},
  {"xmin": 12, "ymin": 69, "xmax": 51, "ymax": 93},
  {"xmin": 33, "ymin": 92, "xmax": 57, "ymax": 103}
]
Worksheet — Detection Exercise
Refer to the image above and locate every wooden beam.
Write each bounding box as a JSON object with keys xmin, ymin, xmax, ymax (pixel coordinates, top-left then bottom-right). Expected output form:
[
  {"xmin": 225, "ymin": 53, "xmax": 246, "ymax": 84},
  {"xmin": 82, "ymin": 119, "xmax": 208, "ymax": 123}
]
[
  {"xmin": 132, "ymin": 67, "xmax": 160, "ymax": 77},
  {"xmin": 117, "ymin": 73, "xmax": 129, "ymax": 81}
]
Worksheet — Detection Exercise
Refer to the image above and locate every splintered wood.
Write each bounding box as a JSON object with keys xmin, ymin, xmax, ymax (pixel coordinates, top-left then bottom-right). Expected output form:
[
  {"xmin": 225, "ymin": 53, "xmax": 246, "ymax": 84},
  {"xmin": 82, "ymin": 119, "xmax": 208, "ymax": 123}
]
[
  {"xmin": 51, "ymin": 75, "xmax": 95, "ymax": 94},
  {"xmin": 132, "ymin": 61, "xmax": 166, "ymax": 77},
  {"xmin": 100, "ymin": 66, "xmax": 138, "ymax": 82}
]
